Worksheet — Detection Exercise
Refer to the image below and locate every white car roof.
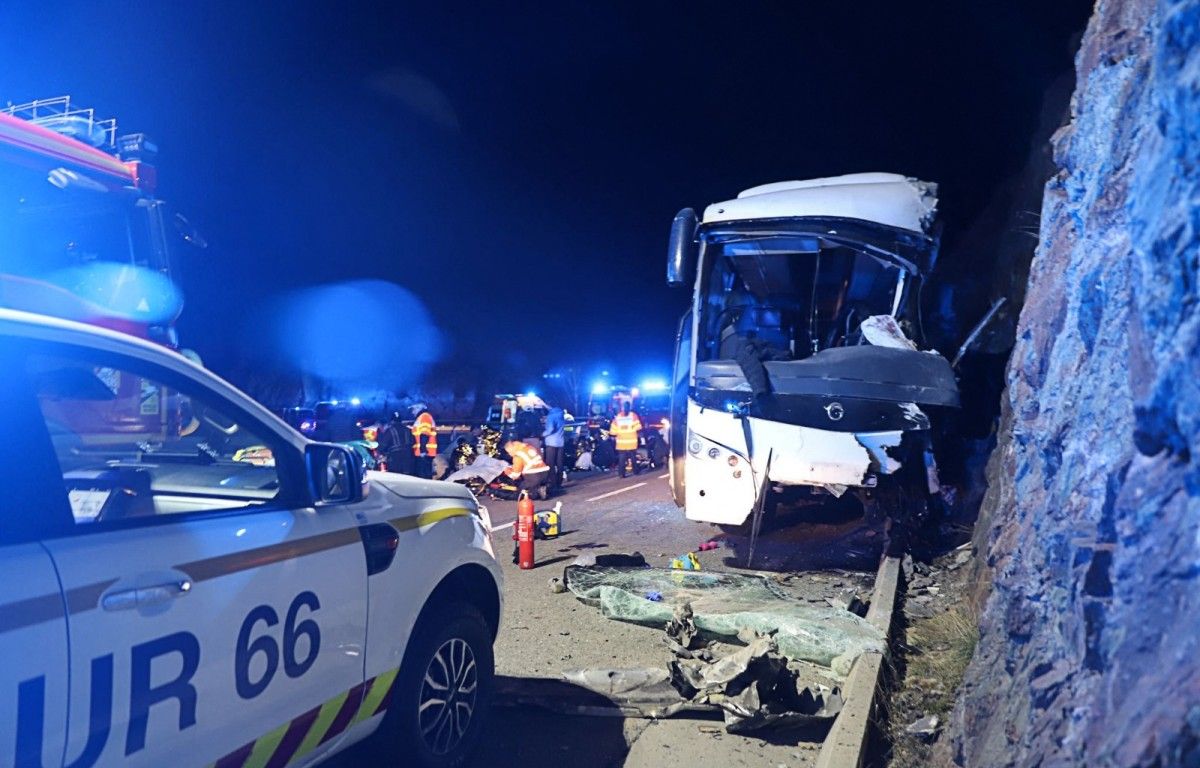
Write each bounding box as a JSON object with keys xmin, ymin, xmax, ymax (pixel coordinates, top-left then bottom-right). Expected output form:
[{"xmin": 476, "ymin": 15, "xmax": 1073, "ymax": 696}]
[{"xmin": 702, "ymin": 172, "xmax": 938, "ymax": 233}]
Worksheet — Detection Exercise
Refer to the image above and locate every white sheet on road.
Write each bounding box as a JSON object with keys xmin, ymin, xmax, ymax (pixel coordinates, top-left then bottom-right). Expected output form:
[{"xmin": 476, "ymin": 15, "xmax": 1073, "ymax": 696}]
[{"xmin": 444, "ymin": 455, "xmax": 510, "ymax": 484}]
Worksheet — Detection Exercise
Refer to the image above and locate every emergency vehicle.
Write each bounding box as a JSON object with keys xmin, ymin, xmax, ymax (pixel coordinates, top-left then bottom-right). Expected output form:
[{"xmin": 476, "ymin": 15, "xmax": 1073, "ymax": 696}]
[
  {"xmin": 0, "ymin": 96, "xmax": 185, "ymax": 346},
  {"xmin": 0, "ymin": 309, "xmax": 502, "ymax": 768}
]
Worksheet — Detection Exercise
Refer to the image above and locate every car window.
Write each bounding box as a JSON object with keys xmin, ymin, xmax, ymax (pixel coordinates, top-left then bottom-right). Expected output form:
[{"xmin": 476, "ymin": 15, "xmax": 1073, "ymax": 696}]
[{"xmin": 28, "ymin": 349, "xmax": 285, "ymax": 524}]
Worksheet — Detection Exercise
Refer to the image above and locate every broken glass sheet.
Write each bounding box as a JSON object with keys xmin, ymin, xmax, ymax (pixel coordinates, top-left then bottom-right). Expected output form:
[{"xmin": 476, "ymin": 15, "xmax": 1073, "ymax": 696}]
[{"xmin": 565, "ymin": 566, "xmax": 885, "ymax": 675}]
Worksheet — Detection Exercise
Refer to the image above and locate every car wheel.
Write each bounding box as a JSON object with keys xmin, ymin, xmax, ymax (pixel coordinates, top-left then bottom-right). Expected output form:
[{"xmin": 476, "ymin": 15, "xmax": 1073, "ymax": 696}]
[{"xmin": 382, "ymin": 602, "xmax": 494, "ymax": 768}]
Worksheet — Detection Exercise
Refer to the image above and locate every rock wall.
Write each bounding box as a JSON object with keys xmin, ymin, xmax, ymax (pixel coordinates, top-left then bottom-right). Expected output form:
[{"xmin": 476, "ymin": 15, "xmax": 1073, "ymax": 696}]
[{"xmin": 954, "ymin": 0, "xmax": 1200, "ymax": 765}]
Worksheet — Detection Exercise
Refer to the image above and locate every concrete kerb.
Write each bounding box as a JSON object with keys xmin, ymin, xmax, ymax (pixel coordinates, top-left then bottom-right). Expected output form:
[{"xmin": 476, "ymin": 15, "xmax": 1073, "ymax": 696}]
[{"xmin": 815, "ymin": 556, "xmax": 901, "ymax": 768}]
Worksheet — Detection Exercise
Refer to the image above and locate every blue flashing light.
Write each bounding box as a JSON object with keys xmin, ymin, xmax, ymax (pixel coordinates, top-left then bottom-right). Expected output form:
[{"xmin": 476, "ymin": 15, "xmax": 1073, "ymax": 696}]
[
  {"xmin": 592, "ymin": 382, "xmax": 611, "ymax": 396},
  {"xmin": 641, "ymin": 379, "xmax": 668, "ymax": 392},
  {"xmin": 525, "ymin": 390, "xmax": 536, "ymax": 398},
  {"xmin": 350, "ymin": 397, "xmax": 362, "ymax": 406},
  {"xmin": 330, "ymin": 399, "xmax": 340, "ymax": 406}
]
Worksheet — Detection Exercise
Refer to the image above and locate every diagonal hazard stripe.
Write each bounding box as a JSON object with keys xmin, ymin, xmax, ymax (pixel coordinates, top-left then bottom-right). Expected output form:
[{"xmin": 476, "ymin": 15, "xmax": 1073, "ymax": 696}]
[
  {"xmin": 318, "ymin": 680, "xmax": 368, "ymax": 747},
  {"xmin": 213, "ymin": 741, "xmax": 253, "ymax": 768},
  {"xmin": 288, "ymin": 689, "xmax": 350, "ymax": 764},
  {"xmin": 241, "ymin": 718, "xmax": 291, "ymax": 768},
  {"xmin": 354, "ymin": 667, "xmax": 400, "ymax": 725},
  {"xmin": 263, "ymin": 705, "xmax": 321, "ymax": 768}
]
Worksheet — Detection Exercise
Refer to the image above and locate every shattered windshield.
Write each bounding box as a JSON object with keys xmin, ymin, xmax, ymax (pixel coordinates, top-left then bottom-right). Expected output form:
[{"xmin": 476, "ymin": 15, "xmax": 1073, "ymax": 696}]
[{"xmin": 697, "ymin": 229, "xmax": 908, "ymax": 362}]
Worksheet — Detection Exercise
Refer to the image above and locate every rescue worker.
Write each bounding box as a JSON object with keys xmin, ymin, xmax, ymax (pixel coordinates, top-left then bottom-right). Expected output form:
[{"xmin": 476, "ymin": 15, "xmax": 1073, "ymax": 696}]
[
  {"xmin": 608, "ymin": 401, "xmax": 642, "ymax": 478},
  {"xmin": 410, "ymin": 403, "xmax": 438, "ymax": 479},
  {"xmin": 376, "ymin": 412, "xmax": 414, "ymax": 475},
  {"xmin": 501, "ymin": 438, "xmax": 551, "ymax": 495},
  {"xmin": 542, "ymin": 405, "xmax": 566, "ymax": 491}
]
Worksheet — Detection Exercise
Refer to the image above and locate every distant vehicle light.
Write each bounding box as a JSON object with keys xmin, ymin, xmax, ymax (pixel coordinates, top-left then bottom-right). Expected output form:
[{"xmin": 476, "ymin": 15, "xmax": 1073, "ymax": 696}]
[
  {"xmin": 592, "ymin": 382, "xmax": 611, "ymax": 395},
  {"xmin": 641, "ymin": 379, "xmax": 668, "ymax": 392},
  {"xmin": 330, "ymin": 399, "xmax": 340, "ymax": 406},
  {"xmin": 350, "ymin": 397, "xmax": 362, "ymax": 406}
]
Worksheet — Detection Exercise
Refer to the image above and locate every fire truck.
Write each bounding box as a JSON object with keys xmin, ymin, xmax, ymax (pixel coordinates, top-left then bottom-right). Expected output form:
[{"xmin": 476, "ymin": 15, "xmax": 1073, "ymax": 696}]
[
  {"xmin": 0, "ymin": 96, "xmax": 186, "ymax": 346},
  {"xmin": 0, "ymin": 96, "xmax": 196, "ymax": 444}
]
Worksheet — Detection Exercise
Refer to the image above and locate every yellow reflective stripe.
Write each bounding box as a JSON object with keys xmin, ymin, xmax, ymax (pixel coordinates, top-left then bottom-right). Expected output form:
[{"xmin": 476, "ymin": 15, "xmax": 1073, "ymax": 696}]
[
  {"xmin": 390, "ymin": 506, "xmax": 471, "ymax": 532},
  {"xmin": 354, "ymin": 667, "xmax": 400, "ymax": 724},
  {"xmin": 289, "ymin": 688, "xmax": 350, "ymax": 764},
  {"xmin": 241, "ymin": 719, "xmax": 291, "ymax": 768}
]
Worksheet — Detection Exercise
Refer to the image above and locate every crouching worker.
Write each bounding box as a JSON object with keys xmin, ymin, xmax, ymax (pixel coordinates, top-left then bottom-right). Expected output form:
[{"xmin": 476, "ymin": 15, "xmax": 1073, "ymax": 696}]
[{"xmin": 489, "ymin": 439, "xmax": 551, "ymax": 500}]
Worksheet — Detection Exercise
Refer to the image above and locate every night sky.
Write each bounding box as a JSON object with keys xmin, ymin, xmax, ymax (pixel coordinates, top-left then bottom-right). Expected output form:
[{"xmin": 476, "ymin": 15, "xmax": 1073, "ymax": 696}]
[{"xmin": 1, "ymin": 1, "xmax": 1092, "ymax": 398}]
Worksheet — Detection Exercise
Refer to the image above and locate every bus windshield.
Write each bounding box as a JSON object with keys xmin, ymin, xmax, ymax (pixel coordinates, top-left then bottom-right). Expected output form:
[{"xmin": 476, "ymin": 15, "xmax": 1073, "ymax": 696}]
[{"xmin": 696, "ymin": 229, "xmax": 909, "ymax": 362}]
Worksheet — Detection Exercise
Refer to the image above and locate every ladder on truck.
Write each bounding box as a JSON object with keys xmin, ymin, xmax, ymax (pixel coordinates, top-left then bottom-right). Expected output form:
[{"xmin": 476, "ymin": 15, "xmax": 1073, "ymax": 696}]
[{"xmin": 3, "ymin": 95, "xmax": 118, "ymax": 149}]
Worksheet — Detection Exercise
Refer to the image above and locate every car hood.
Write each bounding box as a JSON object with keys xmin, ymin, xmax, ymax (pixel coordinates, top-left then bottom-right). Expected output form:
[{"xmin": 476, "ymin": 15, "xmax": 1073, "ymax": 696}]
[{"xmin": 366, "ymin": 470, "xmax": 478, "ymax": 505}]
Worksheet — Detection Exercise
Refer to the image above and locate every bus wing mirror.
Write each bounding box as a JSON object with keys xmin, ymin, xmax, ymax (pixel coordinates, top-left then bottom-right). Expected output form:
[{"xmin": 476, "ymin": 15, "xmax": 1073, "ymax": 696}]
[
  {"xmin": 173, "ymin": 213, "xmax": 209, "ymax": 250},
  {"xmin": 667, "ymin": 208, "xmax": 698, "ymax": 287}
]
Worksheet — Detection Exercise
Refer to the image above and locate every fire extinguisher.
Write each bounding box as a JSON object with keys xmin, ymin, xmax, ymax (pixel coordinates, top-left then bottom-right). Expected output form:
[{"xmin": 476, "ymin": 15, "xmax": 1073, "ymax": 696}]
[{"xmin": 516, "ymin": 490, "xmax": 535, "ymax": 570}]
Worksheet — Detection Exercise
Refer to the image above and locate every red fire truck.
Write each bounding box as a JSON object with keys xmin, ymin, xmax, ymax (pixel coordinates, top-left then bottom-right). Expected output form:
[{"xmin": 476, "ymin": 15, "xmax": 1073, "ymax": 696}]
[
  {"xmin": 0, "ymin": 96, "xmax": 185, "ymax": 345},
  {"xmin": 0, "ymin": 97, "xmax": 200, "ymax": 442}
]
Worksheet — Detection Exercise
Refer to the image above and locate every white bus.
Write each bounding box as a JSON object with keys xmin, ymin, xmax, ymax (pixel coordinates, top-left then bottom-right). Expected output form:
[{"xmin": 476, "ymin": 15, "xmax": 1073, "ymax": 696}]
[{"xmin": 665, "ymin": 173, "xmax": 960, "ymax": 540}]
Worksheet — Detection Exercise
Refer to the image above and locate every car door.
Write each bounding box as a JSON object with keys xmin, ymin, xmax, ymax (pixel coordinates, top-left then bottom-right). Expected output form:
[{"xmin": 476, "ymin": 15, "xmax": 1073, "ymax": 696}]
[
  {"xmin": 0, "ymin": 343, "xmax": 73, "ymax": 768},
  {"xmin": 23, "ymin": 338, "xmax": 368, "ymax": 768}
]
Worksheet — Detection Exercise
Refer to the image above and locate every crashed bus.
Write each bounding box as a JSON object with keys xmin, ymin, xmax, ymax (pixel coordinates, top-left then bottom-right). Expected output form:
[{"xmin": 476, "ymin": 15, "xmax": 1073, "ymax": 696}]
[{"xmin": 665, "ymin": 173, "xmax": 959, "ymax": 533}]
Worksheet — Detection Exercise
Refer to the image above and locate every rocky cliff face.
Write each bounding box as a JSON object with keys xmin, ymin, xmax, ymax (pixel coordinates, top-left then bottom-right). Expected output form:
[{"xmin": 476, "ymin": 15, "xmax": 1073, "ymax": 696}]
[{"xmin": 954, "ymin": 0, "xmax": 1200, "ymax": 764}]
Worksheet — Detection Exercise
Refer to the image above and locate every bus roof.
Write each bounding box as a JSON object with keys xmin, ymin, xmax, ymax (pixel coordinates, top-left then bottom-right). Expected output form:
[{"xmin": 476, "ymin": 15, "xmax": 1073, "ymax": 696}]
[{"xmin": 702, "ymin": 172, "xmax": 938, "ymax": 234}]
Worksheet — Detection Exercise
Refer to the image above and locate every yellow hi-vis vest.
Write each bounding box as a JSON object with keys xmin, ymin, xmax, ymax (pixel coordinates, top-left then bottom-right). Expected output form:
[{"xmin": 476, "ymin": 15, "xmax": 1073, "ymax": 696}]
[{"xmin": 609, "ymin": 412, "xmax": 642, "ymax": 451}]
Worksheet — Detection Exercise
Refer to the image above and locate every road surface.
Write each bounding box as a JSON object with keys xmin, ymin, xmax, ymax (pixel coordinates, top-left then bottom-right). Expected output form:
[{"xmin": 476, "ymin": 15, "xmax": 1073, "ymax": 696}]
[{"xmin": 338, "ymin": 467, "xmax": 887, "ymax": 767}]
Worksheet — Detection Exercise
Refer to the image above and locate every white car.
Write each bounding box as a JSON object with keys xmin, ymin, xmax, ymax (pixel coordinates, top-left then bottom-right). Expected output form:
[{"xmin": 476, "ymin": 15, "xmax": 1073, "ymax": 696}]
[{"xmin": 0, "ymin": 309, "xmax": 502, "ymax": 768}]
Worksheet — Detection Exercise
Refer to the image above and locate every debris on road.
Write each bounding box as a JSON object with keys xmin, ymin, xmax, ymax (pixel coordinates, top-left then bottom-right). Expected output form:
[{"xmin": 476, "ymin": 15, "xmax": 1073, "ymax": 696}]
[
  {"xmin": 570, "ymin": 552, "xmax": 648, "ymax": 568},
  {"xmin": 671, "ymin": 552, "xmax": 702, "ymax": 570},
  {"xmin": 564, "ymin": 634, "xmax": 843, "ymax": 733},
  {"xmin": 564, "ymin": 566, "xmax": 885, "ymax": 674}
]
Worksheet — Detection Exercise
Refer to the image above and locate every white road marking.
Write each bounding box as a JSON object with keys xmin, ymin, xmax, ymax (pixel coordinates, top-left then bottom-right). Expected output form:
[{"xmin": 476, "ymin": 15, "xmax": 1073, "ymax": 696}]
[
  {"xmin": 491, "ymin": 521, "xmax": 514, "ymax": 532},
  {"xmin": 657, "ymin": 473, "xmax": 670, "ymax": 479},
  {"xmin": 587, "ymin": 482, "xmax": 647, "ymax": 502}
]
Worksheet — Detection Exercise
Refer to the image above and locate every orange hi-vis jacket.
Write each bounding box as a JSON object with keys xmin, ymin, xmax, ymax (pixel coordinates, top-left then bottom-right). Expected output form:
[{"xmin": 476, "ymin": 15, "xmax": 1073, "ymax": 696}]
[
  {"xmin": 410, "ymin": 411, "xmax": 438, "ymax": 457},
  {"xmin": 504, "ymin": 440, "xmax": 550, "ymax": 479},
  {"xmin": 609, "ymin": 411, "xmax": 642, "ymax": 451}
]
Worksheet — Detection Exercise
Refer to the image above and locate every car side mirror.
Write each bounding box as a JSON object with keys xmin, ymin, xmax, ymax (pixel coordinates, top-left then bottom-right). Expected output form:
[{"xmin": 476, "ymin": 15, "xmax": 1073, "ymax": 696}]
[
  {"xmin": 667, "ymin": 208, "xmax": 698, "ymax": 287},
  {"xmin": 306, "ymin": 443, "xmax": 365, "ymax": 504}
]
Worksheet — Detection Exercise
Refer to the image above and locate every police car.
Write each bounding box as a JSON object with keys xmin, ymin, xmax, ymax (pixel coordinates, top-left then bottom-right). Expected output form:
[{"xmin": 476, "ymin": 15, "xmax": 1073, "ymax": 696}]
[{"xmin": 0, "ymin": 309, "xmax": 502, "ymax": 768}]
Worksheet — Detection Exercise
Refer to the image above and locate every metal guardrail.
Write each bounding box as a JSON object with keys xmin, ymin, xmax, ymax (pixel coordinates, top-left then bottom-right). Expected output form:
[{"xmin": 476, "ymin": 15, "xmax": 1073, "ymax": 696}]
[{"xmin": 815, "ymin": 556, "xmax": 901, "ymax": 768}]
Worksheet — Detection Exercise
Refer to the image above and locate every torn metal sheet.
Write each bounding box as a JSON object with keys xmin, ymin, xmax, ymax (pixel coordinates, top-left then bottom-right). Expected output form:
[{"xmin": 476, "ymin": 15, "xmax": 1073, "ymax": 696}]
[
  {"xmin": 564, "ymin": 566, "xmax": 885, "ymax": 676},
  {"xmin": 860, "ymin": 314, "xmax": 917, "ymax": 350},
  {"xmin": 855, "ymin": 432, "xmax": 905, "ymax": 475}
]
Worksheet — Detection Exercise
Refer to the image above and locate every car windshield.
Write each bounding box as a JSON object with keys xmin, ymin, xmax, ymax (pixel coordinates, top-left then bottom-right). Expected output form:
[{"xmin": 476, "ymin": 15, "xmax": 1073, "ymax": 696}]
[{"xmin": 696, "ymin": 229, "xmax": 907, "ymax": 362}]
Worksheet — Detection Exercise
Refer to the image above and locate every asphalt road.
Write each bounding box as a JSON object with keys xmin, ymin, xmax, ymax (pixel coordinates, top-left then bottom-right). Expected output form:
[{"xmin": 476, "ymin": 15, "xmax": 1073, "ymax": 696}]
[{"xmin": 338, "ymin": 467, "xmax": 886, "ymax": 767}]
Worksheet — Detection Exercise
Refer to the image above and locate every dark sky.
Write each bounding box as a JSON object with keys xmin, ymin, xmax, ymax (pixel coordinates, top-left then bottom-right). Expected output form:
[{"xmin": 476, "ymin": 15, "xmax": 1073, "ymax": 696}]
[{"xmin": 1, "ymin": 1, "xmax": 1091, "ymax": 393}]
